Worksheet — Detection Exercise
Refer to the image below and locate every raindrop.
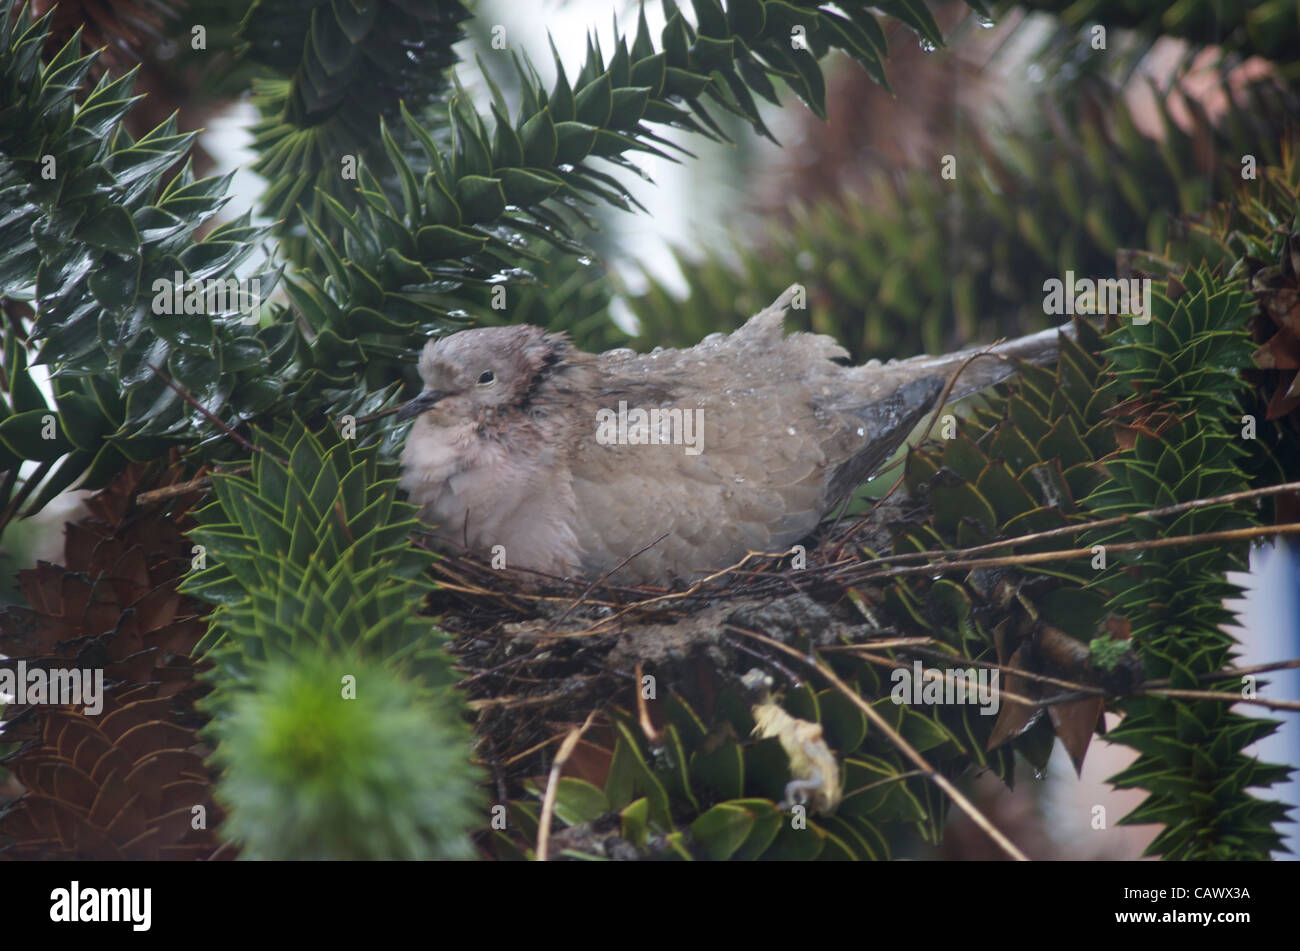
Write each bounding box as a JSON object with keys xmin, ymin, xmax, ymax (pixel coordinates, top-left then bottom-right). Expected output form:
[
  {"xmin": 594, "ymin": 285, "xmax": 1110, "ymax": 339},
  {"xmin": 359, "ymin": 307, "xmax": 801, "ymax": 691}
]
[
  {"xmin": 918, "ymin": 38, "xmax": 937, "ymax": 52},
  {"xmin": 786, "ymin": 426, "xmax": 797, "ymax": 436},
  {"xmin": 977, "ymin": 16, "xmax": 995, "ymax": 29},
  {"xmin": 856, "ymin": 427, "xmax": 865, "ymax": 437}
]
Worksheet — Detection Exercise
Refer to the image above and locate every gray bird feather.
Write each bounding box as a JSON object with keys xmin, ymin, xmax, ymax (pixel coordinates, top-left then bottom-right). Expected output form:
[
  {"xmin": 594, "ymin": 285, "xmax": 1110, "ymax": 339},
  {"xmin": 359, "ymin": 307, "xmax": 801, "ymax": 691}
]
[{"xmin": 398, "ymin": 285, "xmax": 1072, "ymax": 585}]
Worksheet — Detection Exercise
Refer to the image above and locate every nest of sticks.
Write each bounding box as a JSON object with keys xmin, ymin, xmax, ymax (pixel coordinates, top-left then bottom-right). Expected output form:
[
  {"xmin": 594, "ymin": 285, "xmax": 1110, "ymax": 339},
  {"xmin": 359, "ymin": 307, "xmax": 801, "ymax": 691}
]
[{"xmin": 418, "ymin": 494, "xmax": 925, "ymax": 793}]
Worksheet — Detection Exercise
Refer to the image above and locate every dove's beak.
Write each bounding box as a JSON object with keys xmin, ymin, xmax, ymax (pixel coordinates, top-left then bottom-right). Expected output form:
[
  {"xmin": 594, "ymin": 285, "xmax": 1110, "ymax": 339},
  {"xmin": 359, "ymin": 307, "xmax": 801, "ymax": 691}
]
[{"xmin": 396, "ymin": 390, "xmax": 449, "ymax": 422}]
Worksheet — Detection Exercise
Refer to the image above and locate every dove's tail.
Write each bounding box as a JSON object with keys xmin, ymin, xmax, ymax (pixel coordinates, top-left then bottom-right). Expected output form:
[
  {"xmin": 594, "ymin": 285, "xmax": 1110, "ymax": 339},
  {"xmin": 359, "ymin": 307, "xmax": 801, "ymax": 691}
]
[
  {"xmin": 756, "ymin": 284, "xmax": 1079, "ymax": 406},
  {"xmin": 863, "ymin": 321, "xmax": 1079, "ymax": 405}
]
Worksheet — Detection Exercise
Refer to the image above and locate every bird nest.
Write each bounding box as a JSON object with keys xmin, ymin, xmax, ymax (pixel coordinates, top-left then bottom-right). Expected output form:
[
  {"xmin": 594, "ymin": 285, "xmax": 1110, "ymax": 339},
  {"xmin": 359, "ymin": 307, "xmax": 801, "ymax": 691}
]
[{"xmin": 418, "ymin": 497, "xmax": 920, "ymax": 792}]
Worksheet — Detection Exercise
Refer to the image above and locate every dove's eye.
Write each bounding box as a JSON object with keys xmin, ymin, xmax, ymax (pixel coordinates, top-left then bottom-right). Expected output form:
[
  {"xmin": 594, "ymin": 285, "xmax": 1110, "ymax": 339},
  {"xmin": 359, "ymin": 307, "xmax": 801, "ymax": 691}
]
[{"xmin": 477, "ymin": 370, "xmax": 496, "ymax": 386}]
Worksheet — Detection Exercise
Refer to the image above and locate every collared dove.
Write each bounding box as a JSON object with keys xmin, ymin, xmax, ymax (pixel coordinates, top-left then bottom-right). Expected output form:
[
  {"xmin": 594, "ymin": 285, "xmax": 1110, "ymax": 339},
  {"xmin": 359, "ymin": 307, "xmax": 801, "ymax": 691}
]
[{"xmin": 398, "ymin": 285, "xmax": 1069, "ymax": 585}]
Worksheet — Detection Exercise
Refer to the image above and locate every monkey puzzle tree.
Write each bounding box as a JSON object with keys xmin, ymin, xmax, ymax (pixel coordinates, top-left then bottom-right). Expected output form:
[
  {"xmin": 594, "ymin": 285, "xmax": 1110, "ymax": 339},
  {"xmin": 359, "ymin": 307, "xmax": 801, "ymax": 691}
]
[{"xmin": 0, "ymin": 0, "xmax": 1295, "ymax": 860}]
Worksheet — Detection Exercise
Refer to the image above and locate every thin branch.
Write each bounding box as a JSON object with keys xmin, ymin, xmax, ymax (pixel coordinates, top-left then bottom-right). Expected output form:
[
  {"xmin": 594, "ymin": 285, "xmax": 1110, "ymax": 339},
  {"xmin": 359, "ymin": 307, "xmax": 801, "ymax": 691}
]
[
  {"xmin": 146, "ymin": 362, "xmax": 288, "ymax": 465},
  {"xmin": 848, "ymin": 648, "xmax": 1045, "ymax": 710},
  {"xmin": 837, "ymin": 522, "xmax": 1300, "ymax": 583},
  {"xmin": 634, "ymin": 661, "xmax": 663, "ymax": 745},
  {"xmin": 844, "ymin": 769, "xmax": 933, "ymax": 797},
  {"xmin": 1141, "ymin": 658, "xmax": 1300, "ymax": 687},
  {"xmin": 553, "ymin": 548, "xmax": 784, "ymax": 638},
  {"xmin": 467, "ymin": 686, "xmax": 595, "ymax": 712},
  {"xmin": 917, "ymin": 341, "xmax": 1009, "ymax": 446},
  {"xmin": 854, "ymin": 479, "xmax": 1300, "ymax": 569},
  {"xmin": 726, "ymin": 624, "xmax": 1031, "ymax": 861},
  {"xmin": 888, "ymin": 643, "xmax": 1109, "ymax": 697},
  {"xmin": 136, "ymin": 475, "xmax": 212, "ymax": 505},
  {"xmin": 134, "ymin": 465, "xmax": 251, "ymax": 505},
  {"xmin": 820, "ymin": 637, "xmax": 939, "ymax": 651},
  {"xmin": 547, "ymin": 532, "xmax": 670, "ymax": 631},
  {"xmin": 536, "ymin": 709, "xmax": 598, "ymax": 862},
  {"xmin": 502, "ymin": 731, "xmax": 572, "ymax": 769},
  {"xmin": 826, "ymin": 463, "xmax": 906, "ymax": 559},
  {"xmin": 822, "ymin": 339, "xmax": 1007, "ymax": 552},
  {"xmin": 1139, "ymin": 688, "xmax": 1300, "ymax": 712}
]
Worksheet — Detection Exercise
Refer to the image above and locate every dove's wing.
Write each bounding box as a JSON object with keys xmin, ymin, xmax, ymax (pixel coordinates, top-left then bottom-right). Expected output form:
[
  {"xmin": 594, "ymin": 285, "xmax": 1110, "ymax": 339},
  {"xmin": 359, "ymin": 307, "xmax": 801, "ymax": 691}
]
[
  {"xmin": 558, "ymin": 299, "xmax": 943, "ymax": 584},
  {"xmin": 552, "ymin": 287, "xmax": 1069, "ymax": 584}
]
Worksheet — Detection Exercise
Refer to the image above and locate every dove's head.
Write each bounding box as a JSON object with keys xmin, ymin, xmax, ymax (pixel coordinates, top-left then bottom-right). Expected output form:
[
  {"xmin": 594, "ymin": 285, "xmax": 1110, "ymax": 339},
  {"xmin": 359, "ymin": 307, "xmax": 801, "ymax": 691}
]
[{"xmin": 396, "ymin": 324, "xmax": 567, "ymax": 423}]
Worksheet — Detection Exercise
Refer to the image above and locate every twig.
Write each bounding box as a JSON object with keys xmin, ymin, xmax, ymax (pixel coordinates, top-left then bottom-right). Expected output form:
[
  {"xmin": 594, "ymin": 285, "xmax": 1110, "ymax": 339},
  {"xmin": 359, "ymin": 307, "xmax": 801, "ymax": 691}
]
[
  {"xmin": 147, "ymin": 362, "xmax": 288, "ymax": 465},
  {"xmin": 855, "ymin": 479, "xmax": 1300, "ymax": 569},
  {"xmin": 547, "ymin": 532, "xmax": 670, "ymax": 631},
  {"xmin": 133, "ymin": 465, "xmax": 252, "ymax": 505},
  {"xmin": 826, "ymin": 464, "xmax": 906, "ymax": 559},
  {"xmin": 916, "ymin": 341, "xmax": 1008, "ymax": 446},
  {"xmin": 536, "ymin": 709, "xmax": 599, "ymax": 862},
  {"xmin": 726, "ymin": 625, "xmax": 1030, "ymax": 861},
  {"xmin": 1141, "ymin": 658, "xmax": 1300, "ymax": 687},
  {"xmin": 467, "ymin": 684, "xmax": 595, "ymax": 711},
  {"xmin": 846, "ymin": 650, "xmax": 1047, "ymax": 711},
  {"xmin": 844, "ymin": 769, "xmax": 932, "ymax": 797},
  {"xmin": 826, "ymin": 342, "xmax": 1008, "ymax": 550},
  {"xmin": 820, "ymin": 638, "xmax": 939, "ymax": 652},
  {"xmin": 555, "ymin": 548, "xmax": 788, "ymax": 638},
  {"xmin": 836, "ymin": 522, "xmax": 1300, "ymax": 583},
  {"xmin": 502, "ymin": 730, "xmax": 572, "ymax": 768},
  {"xmin": 883, "ymin": 643, "xmax": 1109, "ymax": 697},
  {"xmin": 136, "ymin": 475, "xmax": 212, "ymax": 505},
  {"xmin": 1139, "ymin": 688, "xmax": 1300, "ymax": 712}
]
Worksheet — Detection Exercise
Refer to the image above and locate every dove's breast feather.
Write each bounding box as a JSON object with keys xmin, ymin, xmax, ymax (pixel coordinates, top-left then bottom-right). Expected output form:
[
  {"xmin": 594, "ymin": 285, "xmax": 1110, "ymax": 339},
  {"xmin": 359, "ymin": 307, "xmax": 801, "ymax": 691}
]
[{"xmin": 399, "ymin": 413, "xmax": 585, "ymax": 576}]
